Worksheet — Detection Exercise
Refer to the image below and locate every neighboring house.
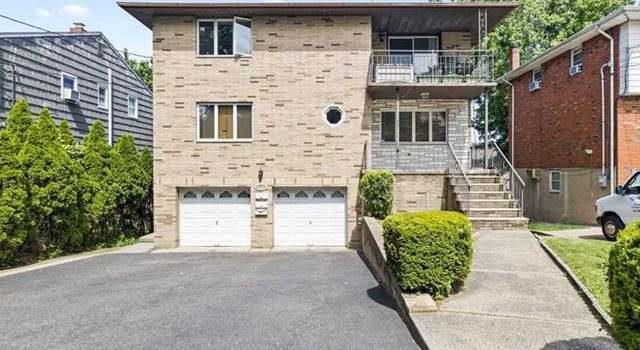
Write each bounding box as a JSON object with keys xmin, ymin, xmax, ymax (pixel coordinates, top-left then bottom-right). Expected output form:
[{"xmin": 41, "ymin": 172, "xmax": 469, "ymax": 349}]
[
  {"xmin": 503, "ymin": 6, "xmax": 640, "ymax": 225},
  {"xmin": 121, "ymin": 1, "xmax": 522, "ymax": 249},
  {"xmin": 0, "ymin": 23, "xmax": 153, "ymax": 147}
]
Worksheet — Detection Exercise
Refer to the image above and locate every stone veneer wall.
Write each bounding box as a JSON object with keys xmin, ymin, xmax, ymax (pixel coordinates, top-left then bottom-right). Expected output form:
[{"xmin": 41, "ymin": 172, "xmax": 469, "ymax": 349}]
[
  {"xmin": 369, "ymin": 99, "xmax": 471, "ymax": 170},
  {"xmin": 152, "ymin": 16, "xmax": 372, "ymax": 248}
]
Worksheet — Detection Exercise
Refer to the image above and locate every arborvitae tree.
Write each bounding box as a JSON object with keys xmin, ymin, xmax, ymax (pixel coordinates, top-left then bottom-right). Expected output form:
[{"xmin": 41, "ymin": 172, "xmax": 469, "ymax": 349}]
[
  {"xmin": 110, "ymin": 135, "xmax": 149, "ymax": 236},
  {"xmin": 0, "ymin": 130, "xmax": 28, "ymax": 266},
  {"xmin": 5, "ymin": 99, "xmax": 32, "ymax": 141},
  {"xmin": 18, "ymin": 109, "xmax": 83, "ymax": 253},
  {"xmin": 80, "ymin": 122, "xmax": 115, "ymax": 246}
]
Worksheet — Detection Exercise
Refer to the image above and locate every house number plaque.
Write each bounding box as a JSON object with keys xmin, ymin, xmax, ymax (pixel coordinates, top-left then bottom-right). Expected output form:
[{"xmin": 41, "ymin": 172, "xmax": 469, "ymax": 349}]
[{"xmin": 254, "ymin": 184, "xmax": 269, "ymax": 216}]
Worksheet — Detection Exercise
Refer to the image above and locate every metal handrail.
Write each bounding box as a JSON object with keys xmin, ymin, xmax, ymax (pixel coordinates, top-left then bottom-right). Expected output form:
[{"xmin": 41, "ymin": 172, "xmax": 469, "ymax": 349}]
[
  {"xmin": 491, "ymin": 140, "xmax": 525, "ymax": 212},
  {"xmin": 448, "ymin": 143, "xmax": 472, "ymax": 214}
]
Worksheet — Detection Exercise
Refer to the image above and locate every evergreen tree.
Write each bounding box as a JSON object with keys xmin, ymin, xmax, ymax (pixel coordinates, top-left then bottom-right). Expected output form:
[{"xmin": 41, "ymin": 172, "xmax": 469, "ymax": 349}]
[
  {"xmin": 5, "ymin": 99, "xmax": 32, "ymax": 141},
  {"xmin": 140, "ymin": 148, "xmax": 154, "ymax": 233}
]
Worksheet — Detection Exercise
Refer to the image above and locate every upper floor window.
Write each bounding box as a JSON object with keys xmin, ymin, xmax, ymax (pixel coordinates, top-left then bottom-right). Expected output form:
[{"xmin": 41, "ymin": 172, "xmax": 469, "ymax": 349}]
[
  {"xmin": 97, "ymin": 83, "xmax": 108, "ymax": 109},
  {"xmin": 381, "ymin": 111, "xmax": 447, "ymax": 143},
  {"xmin": 532, "ymin": 68, "xmax": 543, "ymax": 83},
  {"xmin": 550, "ymin": 170, "xmax": 561, "ymax": 193},
  {"xmin": 570, "ymin": 48, "xmax": 583, "ymax": 75},
  {"xmin": 197, "ymin": 18, "xmax": 252, "ymax": 57},
  {"xmin": 128, "ymin": 95, "xmax": 139, "ymax": 118},
  {"xmin": 60, "ymin": 72, "xmax": 79, "ymax": 103},
  {"xmin": 197, "ymin": 103, "xmax": 252, "ymax": 141}
]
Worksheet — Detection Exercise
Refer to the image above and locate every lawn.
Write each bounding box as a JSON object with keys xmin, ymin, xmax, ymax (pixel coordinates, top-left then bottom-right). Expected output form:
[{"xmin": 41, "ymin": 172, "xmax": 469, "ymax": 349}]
[
  {"xmin": 544, "ymin": 238, "xmax": 613, "ymax": 314},
  {"xmin": 529, "ymin": 221, "xmax": 587, "ymax": 232}
]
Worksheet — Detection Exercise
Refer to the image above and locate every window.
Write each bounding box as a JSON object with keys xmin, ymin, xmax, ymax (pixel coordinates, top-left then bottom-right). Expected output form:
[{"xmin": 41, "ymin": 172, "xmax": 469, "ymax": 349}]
[
  {"xmin": 183, "ymin": 191, "xmax": 197, "ymax": 199},
  {"xmin": 97, "ymin": 84, "xmax": 107, "ymax": 109},
  {"xmin": 571, "ymin": 48, "xmax": 583, "ymax": 68},
  {"xmin": 324, "ymin": 106, "xmax": 344, "ymax": 126},
  {"xmin": 277, "ymin": 191, "xmax": 290, "ymax": 198},
  {"xmin": 295, "ymin": 191, "xmax": 308, "ymax": 198},
  {"xmin": 331, "ymin": 191, "xmax": 344, "ymax": 198},
  {"xmin": 60, "ymin": 72, "xmax": 78, "ymax": 98},
  {"xmin": 202, "ymin": 191, "xmax": 215, "ymax": 198},
  {"xmin": 381, "ymin": 111, "xmax": 447, "ymax": 143},
  {"xmin": 197, "ymin": 103, "xmax": 253, "ymax": 141},
  {"xmin": 550, "ymin": 170, "xmax": 561, "ymax": 193},
  {"xmin": 238, "ymin": 191, "xmax": 250, "ymax": 198},
  {"xmin": 219, "ymin": 191, "xmax": 233, "ymax": 198},
  {"xmin": 128, "ymin": 95, "xmax": 138, "ymax": 118},
  {"xmin": 313, "ymin": 191, "xmax": 326, "ymax": 198},
  {"xmin": 532, "ymin": 68, "xmax": 543, "ymax": 83},
  {"xmin": 388, "ymin": 36, "xmax": 439, "ymax": 66},
  {"xmin": 197, "ymin": 18, "xmax": 252, "ymax": 57}
]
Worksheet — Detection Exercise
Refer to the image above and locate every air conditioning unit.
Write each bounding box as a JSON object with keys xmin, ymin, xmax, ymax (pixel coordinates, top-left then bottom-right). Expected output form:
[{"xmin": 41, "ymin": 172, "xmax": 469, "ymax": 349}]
[
  {"xmin": 526, "ymin": 168, "xmax": 539, "ymax": 180},
  {"xmin": 528, "ymin": 80, "xmax": 541, "ymax": 92},
  {"xmin": 62, "ymin": 88, "xmax": 79, "ymax": 104},
  {"xmin": 569, "ymin": 64, "xmax": 583, "ymax": 76}
]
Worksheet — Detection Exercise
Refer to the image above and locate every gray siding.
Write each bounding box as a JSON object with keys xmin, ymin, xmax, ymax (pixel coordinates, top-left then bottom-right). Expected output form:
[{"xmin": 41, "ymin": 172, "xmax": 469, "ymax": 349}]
[{"xmin": 0, "ymin": 33, "xmax": 152, "ymax": 147}]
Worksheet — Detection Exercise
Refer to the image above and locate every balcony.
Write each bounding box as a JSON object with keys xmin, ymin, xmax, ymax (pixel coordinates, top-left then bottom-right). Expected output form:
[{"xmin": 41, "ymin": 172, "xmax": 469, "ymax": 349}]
[{"xmin": 367, "ymin": 50, "xmax": 496, "ymax": 99}]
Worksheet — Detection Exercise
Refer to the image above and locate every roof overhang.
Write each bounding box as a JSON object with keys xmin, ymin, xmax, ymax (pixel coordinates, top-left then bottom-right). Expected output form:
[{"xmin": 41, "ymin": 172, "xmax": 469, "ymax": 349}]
[
  {"xmin": 119, "ymin": 2, "xmax": 518, "ymax": 39},
  {"xmin": 503, "ymin": 6, "xmax": 640, "ymax": 81}
]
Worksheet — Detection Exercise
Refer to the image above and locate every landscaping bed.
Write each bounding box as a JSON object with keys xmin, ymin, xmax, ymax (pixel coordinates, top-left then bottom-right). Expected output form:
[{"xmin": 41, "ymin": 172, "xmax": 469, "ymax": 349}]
[{"xmin": 529, "ymin": 221, "xmax": 587, "ymax": 232}]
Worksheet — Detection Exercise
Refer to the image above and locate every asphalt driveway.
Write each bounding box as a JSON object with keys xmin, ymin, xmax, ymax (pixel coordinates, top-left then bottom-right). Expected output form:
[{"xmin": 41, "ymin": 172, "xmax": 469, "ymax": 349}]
[{"xmin": 0, "ymin": 250, "xmax": 418, "ymax": 350}]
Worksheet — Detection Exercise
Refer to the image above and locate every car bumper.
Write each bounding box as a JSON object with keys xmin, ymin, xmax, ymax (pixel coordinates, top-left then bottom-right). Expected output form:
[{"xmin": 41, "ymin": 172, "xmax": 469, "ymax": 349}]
[{"xmin": 596, "ymin": 216, "xmax": 602, "ymax": 225}]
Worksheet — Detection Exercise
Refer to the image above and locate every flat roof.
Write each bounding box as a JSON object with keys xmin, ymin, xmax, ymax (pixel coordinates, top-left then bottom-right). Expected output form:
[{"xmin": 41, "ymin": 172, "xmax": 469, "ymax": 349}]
[{"xmin": 119, "ymin": 1, "xmax": 518, "ymax": 36}]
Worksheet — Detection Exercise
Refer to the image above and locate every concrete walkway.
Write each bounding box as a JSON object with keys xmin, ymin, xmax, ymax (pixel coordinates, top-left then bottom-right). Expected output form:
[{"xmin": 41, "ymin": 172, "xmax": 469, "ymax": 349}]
[
  {"xmin": 537, "ymin": 226, "xmax": 606, "ymax": 241},
  {"xmin": 412, "ymin": 230, "xmax": 619, "ymax": 350}
]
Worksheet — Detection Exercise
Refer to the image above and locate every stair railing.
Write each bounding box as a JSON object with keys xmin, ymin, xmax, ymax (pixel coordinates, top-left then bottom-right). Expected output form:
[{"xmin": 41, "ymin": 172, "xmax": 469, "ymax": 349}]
[
  {"xmin": 447, "ymin": 143, "xmax": 471, "ymax": 214},
  {"xmin": 490, "ymin": 140, "xmax": 525, "ymax": 212}
]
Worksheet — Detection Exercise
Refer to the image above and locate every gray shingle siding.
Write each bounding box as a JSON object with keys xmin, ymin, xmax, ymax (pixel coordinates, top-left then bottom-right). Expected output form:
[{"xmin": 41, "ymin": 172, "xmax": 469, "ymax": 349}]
[{"xmin": 0, "ymin": 32, "xmax": 152, "ymax": 148}]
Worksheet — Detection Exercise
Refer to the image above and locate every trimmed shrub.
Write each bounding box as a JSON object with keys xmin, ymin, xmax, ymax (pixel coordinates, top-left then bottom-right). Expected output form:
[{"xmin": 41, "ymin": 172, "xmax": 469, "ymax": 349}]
[
  {"xmin": 609, "ymin": 221, "xmax": 640, "ymax": 350},
  {"xmin": 360, "ymin": 170, "xmax": 394, "ymax": 219},
  {"xmin": 383, "ymin": 211, "xmax": 473, "ymax": 298}
]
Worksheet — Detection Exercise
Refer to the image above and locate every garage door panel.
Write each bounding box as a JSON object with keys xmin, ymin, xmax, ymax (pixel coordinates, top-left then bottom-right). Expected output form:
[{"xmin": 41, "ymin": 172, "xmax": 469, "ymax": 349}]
[
  {"xmin": 180, "ymin": 189, "xmax": 251, "ymax": 247},
  {"xmin": 274, "ymin": 188, "xmax": 346, "ymax": 247}
]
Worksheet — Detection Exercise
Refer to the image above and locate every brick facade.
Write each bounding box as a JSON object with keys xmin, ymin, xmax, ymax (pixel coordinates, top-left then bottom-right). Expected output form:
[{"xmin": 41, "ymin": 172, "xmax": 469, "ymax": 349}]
[{"xmin": 616, "ymin": 96, "xmax": 640, "ymax": 183}]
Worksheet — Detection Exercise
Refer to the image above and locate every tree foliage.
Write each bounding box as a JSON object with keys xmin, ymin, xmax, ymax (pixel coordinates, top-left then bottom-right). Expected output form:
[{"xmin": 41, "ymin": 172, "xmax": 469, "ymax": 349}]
[
  {"xmin": 477, "ymin": 0, "xmax": 633, "ymax": 149},
  {"xmin": 126, "ymin": 56, "xmax": 153, "ymax": 90},
  {"xmin": 0, "ymin": 100, "xmax": 153, "ymax": 267}
]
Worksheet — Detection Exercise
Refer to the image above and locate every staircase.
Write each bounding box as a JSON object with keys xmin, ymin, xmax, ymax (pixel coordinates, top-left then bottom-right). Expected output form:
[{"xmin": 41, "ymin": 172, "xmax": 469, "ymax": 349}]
[{"xmin": 449, "ymin": 169, "xmax": 529, "ymax": 230}]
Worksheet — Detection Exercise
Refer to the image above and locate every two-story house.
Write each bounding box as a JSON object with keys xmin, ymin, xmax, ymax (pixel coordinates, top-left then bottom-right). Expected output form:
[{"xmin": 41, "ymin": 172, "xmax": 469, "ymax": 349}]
[
  {"xmin": 0, "ymin": 23, "xmax": 153, "ymax": 147},
  {"xmin": 121, "ymin": 1, "xmax": 524, "ymax": 249},
  {"xmin": 503, "ymin": 6, "xmax": 640, "ymax": 225}
]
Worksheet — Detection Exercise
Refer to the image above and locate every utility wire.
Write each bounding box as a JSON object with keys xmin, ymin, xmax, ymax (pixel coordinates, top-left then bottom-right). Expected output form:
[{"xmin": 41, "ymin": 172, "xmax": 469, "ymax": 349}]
[{"xmin": 0, "ymin": 13, "xmax": 151, "ymax": 60}]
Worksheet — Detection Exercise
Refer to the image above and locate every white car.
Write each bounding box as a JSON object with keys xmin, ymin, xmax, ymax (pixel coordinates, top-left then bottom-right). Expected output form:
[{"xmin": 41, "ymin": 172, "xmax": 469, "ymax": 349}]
[{"xmin": 596, "ymin": 171, "xmax": 640, "ymax": 241}]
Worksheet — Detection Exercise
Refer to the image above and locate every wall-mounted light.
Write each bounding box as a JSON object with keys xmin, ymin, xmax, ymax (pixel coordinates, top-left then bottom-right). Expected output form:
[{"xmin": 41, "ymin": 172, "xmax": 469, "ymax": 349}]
[
  {"xmin": 258, "ymin": 168, "xmax": 264, "ymax": 183},
  {"xmin": 420, "ymin": 92, "xmax": 430, "ymax": 99},
  {"xmin": 377, "ymin": 32, "xmax": 387, "ymax": 43}
]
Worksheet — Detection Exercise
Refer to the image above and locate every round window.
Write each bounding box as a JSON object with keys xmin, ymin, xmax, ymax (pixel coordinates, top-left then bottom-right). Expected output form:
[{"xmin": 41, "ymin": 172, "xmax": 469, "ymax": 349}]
[{"xmin": 323, "ymin": 106, "xmax": 344, "ymax": 126}]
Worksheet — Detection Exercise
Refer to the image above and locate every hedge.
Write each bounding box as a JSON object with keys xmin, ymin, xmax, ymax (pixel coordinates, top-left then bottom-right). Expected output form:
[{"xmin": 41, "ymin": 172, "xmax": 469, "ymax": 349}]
[
  {"xmin": 383, "ymin": 211, "xmax": 473, "ymax": 298},
  {"xmin": 609, "ymin": 221, "xmax": 640, "ymax": 350},
  {"xmin": 0, "ymin": 99, "xmax": 152, "ymax": 267},
  {"xmin": 360, "ymin": 170, "xmax": 394, "ymax": 219}
]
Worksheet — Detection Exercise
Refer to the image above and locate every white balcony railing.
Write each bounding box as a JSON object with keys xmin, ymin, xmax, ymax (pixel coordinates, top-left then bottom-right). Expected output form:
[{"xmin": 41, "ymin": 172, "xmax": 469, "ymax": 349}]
[{"xmin": 369, "ymin": 50, "xmax": 494, "ymax": 85}]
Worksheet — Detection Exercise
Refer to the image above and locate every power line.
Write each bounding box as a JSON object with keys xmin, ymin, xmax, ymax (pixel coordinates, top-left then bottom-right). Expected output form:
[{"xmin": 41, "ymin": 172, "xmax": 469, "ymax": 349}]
[{"xmin": 0, "ymin": 13, "xmax": 151, "ymax": 60}]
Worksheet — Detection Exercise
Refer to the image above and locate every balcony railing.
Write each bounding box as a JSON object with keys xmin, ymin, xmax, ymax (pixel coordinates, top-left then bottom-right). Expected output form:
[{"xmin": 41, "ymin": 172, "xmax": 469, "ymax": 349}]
[{"xmin": 369, "ymin": 50, "xmax": 494, "ymax": 85}]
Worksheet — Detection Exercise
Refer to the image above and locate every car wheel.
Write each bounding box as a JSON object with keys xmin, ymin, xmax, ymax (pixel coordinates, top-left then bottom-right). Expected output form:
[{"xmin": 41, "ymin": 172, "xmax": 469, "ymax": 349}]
[{"xmin": 602, "ymin": 215, "xmax": 623, "ymax": 241}]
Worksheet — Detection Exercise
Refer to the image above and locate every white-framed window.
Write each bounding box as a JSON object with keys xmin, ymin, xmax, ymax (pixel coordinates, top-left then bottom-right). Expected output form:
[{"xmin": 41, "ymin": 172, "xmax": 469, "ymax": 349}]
[
  {"xmin": 532, "ymin": 68, "xmax": 543, "ymax": 83},
  {"xmin": 381, "ymin": 111, "xmax": 447, "ymax": 143},
  {"xmin": 323, "ymin": 105, "xmax": 344, "ymax": 127},
  {"xmin": 97, "ymin": 83, "xmax": 108, "ymax": 109},
  {"xmin": 128, "ymin": 95, "xmax": 139, "ymax": 118},
  {"xmin": 197, "ymin": 103, "xmax": 253, "ymax": 142},
  {"xmin": 550, "ymin": 170, "xmax": 561, "ymax": 193},
  {"xmin": 197, "ymin": 17, "xmax": 252, "ymax": 57},
  {"xmin": 60, "ymin": 72, "xmax": 78, "ymax": 97},
  {"xmin": 571, "ymin": 48, "xmax": 584, "ymax": 68}
]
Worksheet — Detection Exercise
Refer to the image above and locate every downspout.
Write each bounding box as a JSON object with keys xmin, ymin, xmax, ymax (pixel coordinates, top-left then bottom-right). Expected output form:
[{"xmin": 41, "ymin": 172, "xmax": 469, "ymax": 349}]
[
  {"xmin": 484, "ymin": 90, "xmax": 489, "ymax": 169},
  {"xmin": 395, "ymin": 87, "xmax": 400, "ymax": 170},
  {"xmin": 597, "ymin": 27, "xmax": 615, "ymax": 194},
  {"xmin": 107, "ymin": 68, "xmax": 113, "ymax": 145},
  {"xmin": 600, "ymin": 63, "xmax": 608, "ymax": 180}
]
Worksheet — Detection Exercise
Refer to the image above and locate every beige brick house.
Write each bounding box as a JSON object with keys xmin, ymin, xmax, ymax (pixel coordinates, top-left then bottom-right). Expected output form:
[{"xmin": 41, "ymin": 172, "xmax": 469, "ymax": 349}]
[{"xmin": 121, "ymin": 1, "xmax": 523, "ymax": 249}]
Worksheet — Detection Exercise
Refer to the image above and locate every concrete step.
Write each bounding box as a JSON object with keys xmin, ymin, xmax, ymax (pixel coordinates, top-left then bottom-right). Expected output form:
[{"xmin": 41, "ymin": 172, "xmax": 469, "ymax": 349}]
[
  {"xmin": 455, "ymin": 191, "xmax": 511, "ymax": 200},
  {"xmin": 469, "ymin": 217, "xmax": 529, "ymax": 231},
  {"xmin": 453, "ymin": 183, "xmax": 504, "ymax": 192},
  {"xmin": 459, "ymin": 199, "xmax": 517, "ymax": 209},
  {"xmin": 449, "ymin": 175, "xmax": 500, "ymax": 184},
  {"xmin": 467, "ymin": 208, "xmax": 522, "ymax": 218}
]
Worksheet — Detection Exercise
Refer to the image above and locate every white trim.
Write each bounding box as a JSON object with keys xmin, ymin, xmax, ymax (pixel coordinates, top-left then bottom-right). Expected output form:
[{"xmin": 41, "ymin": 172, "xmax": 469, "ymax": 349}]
[
  {"xmin": 127, "ymin": 95, "xmax": 139, "ymax": 119},
  {"xmin": 97, "ymin": 83, "xmax": 108, "ymax": 109},
  {"xmin": 323, "ymin": 105, "xmax": 345, "ymax": 127},
  {"xmin": 570, "ymin": 47, "xmax": 583, "ymax": 67},
  {"xmin": 549, "ymin": 170, "xmax": 561, "ymax": 193},
  {"xmin": 196, "ymin": 18, "xmax": 252, "ymax": 58},
  {"xmin": 196, "ymin": 102, "xmax": 254, "ymax": 142}
]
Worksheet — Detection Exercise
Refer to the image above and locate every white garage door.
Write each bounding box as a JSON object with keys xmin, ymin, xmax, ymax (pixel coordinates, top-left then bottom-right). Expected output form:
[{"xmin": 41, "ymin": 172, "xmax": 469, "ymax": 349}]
[
  {"xmin": 179, "ymin": 188, "xmax": 251, "ymax": 247},
  {"xmin": 274, "ymin": 188, "xmax": 346, "ymax": 247}
]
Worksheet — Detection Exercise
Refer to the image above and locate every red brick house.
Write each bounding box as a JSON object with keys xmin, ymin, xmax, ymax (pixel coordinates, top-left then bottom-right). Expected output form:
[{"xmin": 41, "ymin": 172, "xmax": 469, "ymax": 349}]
[{"xmin": 503, "ymin": 6, "xmax": 640, "ymax": 224}]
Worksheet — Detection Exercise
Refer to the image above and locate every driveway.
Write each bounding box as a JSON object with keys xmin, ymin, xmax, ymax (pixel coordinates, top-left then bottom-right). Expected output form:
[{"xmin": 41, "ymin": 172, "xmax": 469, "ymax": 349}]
[{"xmin": 0, "ymin": 250, "xmax": 418, "ymax": 350}]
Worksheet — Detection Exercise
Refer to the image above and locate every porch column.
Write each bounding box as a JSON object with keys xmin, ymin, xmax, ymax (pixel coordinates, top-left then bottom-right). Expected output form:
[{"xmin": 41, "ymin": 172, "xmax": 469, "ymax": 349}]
[
  {"xmin": 484, "ymin": 90, "xmax": 489, "ymax": 169},
  {"xmin": 395, "ymin": 88, "xmax": 400, "ymax": 169}
]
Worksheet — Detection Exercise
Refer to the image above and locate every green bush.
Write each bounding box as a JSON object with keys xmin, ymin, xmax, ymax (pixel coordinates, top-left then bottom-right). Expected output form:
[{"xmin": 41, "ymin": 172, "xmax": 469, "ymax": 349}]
[
  {"xmin": 383, "ymin": 211, "xmax": 473, "ymax": 297},
  {"xmin": 609, "ymin": 221, "xmax": 640, "ymax": 350},
  {"xmin": 0, "ymin": 99, "xmax": 153, "ymax": 267},
  {"xmin": 360, "ymin": 170, "xmax": 394, "ymax": 219}
]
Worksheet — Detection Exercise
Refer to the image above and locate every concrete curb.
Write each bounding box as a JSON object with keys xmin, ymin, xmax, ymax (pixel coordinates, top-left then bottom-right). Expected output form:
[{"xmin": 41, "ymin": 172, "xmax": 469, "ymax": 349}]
[
  {"xmin": 532, "ymin": 232, "xmax": 613, "ymax": 330},
  {"xmin": 359, "ymin": 217, "xmax": 431, "ymax": 350}
]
